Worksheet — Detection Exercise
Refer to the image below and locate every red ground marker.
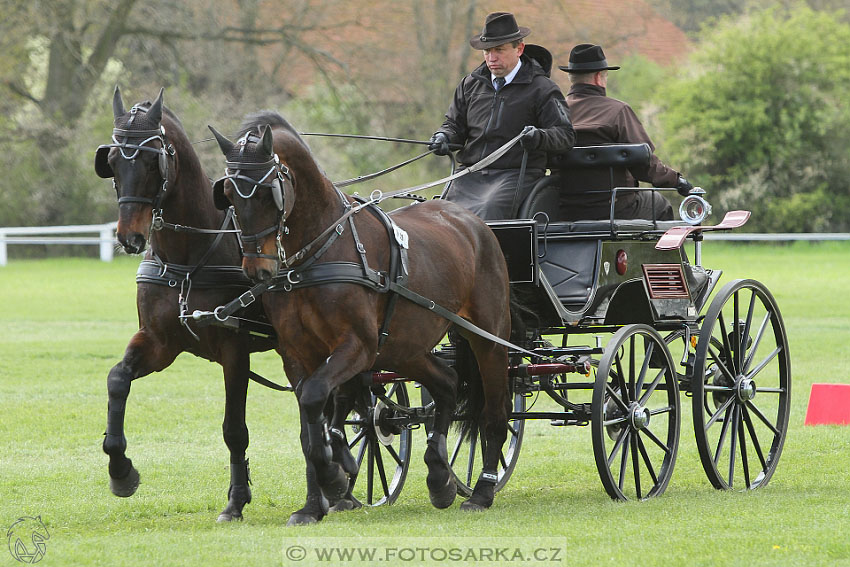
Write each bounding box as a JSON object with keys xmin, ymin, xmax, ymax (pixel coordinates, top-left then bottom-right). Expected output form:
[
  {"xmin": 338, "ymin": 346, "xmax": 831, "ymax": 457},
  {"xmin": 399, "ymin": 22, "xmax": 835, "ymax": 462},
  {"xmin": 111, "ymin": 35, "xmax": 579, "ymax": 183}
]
[{"xmin": 804, "ymin": 383, "xmax": 850, "ymax": 425}]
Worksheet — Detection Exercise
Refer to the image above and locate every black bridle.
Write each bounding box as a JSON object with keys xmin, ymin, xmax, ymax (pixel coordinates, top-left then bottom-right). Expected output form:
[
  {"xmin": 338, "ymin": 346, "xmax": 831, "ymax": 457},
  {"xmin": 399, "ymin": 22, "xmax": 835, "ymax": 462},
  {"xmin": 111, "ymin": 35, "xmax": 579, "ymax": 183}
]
[
  {"xmin": 214, "ymin": 153, "xmax": 295, "ymax": 262},
  {"xmin": 96, "ymin": 120, "xmax": 175, "ymax": 226}
]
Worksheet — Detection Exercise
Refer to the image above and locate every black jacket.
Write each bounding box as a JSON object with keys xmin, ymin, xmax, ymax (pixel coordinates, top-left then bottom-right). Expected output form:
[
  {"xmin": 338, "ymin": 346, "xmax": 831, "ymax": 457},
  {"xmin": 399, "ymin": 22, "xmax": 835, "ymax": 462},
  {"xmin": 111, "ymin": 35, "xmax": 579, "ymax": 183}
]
[{"xmin": 437, "ymin": 55, "xmax": 575, "ymax": 170}]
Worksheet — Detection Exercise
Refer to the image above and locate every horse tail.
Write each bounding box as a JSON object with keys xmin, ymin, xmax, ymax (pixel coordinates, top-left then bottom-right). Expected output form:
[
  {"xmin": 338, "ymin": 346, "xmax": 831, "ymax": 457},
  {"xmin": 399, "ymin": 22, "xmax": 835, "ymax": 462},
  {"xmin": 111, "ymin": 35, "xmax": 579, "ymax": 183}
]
[{"xmin": 452, "ymin": 335, "xmax": 483, "ymax": 431}]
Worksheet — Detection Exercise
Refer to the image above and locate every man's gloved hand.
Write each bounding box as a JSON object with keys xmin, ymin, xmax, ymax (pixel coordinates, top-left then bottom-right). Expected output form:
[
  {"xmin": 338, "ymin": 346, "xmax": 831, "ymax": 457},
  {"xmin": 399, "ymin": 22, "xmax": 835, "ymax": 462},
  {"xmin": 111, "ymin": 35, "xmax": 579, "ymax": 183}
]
[
  {"xmin": 520, "ymin": 125, "xmax": 542, "ymax": 151},
  {"xmin": 676, "ymin": 176, "xmax": 694, "ymax": 197},
  {"xmin": 428, "ymin": 132, "xmax": 451, "ymax": 156}
]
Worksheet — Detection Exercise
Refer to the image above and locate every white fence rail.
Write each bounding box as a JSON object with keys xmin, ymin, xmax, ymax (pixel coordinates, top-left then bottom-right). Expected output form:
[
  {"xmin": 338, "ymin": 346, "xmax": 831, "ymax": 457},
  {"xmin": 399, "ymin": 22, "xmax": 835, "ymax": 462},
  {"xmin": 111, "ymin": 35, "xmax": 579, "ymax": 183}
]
[
  {"xmin": 0, "ymin": 222, "xmax": 848, "ymax": 267},
  {"xmin": 0, "ymin": 222, "xmax": 118, "ymax": 266}
]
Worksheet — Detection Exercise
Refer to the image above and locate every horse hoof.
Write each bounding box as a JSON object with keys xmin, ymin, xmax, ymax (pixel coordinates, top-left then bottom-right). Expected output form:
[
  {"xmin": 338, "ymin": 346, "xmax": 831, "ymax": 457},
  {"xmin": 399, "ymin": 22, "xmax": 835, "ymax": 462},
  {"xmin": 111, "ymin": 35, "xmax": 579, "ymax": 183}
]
[
  {"xmin": 287, "ymin": 513, "xmax": 319, "ymax": 526},
  {"xmin": 460, "ymin": 499, "xmax": 490, "ymax": 512},
  {"xmin": 216, "ymin": 511, "xmax": 244, "ymax": 523},
  {"xmin": 428, "ymin": 477, "xmax": 457, "ymax": 509},
  {"xmin": 329, "ymin": 496, "xmax": 363, "ymax": 513},
  {"xmin": 109, "ymin": 466, "xmax": 140, "ymax": 497}
]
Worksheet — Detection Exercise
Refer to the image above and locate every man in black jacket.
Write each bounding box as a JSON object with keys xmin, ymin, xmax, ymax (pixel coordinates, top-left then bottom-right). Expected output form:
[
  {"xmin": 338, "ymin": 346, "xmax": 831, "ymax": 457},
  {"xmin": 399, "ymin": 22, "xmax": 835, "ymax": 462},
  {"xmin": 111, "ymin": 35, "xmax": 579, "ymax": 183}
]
[{"xmin": 429, "ymin": 12, "xmax": 575, "ymax": 220}]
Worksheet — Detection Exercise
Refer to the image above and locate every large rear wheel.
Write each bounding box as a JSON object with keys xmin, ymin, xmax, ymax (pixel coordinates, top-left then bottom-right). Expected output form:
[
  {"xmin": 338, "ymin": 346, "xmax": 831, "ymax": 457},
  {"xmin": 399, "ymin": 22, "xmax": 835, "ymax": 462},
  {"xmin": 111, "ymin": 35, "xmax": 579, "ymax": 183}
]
[
  {"xmin": 692, "ymin": 279, "xmax": 791, "ymax": 490},
  {"xmin": 592, "ymin": 324, "xmax": 680, "ymax": 501}
]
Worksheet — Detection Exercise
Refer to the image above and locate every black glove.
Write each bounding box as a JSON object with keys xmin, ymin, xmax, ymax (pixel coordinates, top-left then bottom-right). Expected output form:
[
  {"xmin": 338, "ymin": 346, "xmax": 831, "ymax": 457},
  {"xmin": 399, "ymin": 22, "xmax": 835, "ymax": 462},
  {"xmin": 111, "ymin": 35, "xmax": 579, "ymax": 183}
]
[
  {"xmin": 520, "ymin": 125, "xmax": 542, "ymax": 151},
  {"xmin": 428, "ymin": 132, "xmax": 450, "ymax": 156},
  {"xmin": 676, "ymin": 176, "xmax": 694, "ymax": 197}
]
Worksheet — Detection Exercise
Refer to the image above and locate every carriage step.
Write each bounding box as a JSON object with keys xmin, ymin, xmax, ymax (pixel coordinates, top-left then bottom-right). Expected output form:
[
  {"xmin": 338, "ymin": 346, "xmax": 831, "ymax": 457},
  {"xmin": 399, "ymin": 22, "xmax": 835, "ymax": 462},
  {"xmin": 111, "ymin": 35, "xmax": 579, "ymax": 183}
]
[{"xmin": 550, "ymin": 419, "xmax": 589, "ymax": 427}]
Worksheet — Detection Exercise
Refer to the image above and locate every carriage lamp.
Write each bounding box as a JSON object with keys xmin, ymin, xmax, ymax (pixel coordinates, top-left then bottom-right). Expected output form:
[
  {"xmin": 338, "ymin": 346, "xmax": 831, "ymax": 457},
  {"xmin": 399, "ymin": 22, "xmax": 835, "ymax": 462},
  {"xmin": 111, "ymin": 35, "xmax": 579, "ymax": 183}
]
[
  {"xmin": 615, "ymin": 249, "xmax": 628, "ymax": 275},
  {"xmin": 679, "ymin": 193, "xmax": 712, "ymax": 225}
]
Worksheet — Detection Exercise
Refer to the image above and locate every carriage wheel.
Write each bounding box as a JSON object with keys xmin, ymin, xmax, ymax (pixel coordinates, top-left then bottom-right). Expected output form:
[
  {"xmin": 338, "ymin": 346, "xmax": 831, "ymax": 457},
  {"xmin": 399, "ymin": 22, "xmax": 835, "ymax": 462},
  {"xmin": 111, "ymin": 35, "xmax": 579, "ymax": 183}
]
[
  {"xmin": 448, "ymin": 389, "xmax": 525, "ymax": 497},
  {"xmin": 345, "ymin": 382, "xmax": 413, "ymax": 506},
  {"xmin": 692, "ymin": 279, "xmax": 790, "ymax": 490},
  {"xmin": 592, "ymin": 324, "xmax": 680, "ymax": 501}
]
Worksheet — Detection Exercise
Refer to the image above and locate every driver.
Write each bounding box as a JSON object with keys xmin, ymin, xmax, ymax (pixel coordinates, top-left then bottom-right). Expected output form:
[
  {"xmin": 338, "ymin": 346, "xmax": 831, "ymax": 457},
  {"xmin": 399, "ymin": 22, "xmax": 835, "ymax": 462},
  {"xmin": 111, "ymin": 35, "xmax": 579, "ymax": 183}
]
[{"xmin": 428, "ymin": 12, "xmax": 574, "ymax": 220}]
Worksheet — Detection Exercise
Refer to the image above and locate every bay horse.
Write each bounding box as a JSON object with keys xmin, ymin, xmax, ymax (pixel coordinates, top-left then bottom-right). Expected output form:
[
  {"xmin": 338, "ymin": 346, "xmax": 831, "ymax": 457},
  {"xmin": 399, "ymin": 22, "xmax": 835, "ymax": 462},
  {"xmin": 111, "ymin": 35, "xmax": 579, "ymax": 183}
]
[
  {"xmin": 209, "ymin": 113, "xmax": 512, "ymax": 524},
  {"xmin": 95, "ymin": 87, "xmax": 278, "ymax": 522}
]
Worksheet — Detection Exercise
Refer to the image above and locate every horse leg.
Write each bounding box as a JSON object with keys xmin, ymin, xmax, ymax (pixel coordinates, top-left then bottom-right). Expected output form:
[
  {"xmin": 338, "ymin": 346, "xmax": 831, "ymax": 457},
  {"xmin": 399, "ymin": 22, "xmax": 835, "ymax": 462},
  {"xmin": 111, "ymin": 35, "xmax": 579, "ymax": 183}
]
[
  {"xmin": 286, "ymin": 407, "xmax": 343, "ymax": 526},
  {"xmin": 327, "ymin": 378, "xmax": 362, "ymax": 512},
  {"xmin": 103, "ymin": 332, "xmax": 177, "ymax": 497},
  {"xmin": 416, "ymin": 355, "xmax": 459, "ymax": 509},
  {"xmin": 460, "ymin": 337, "xmax": 509, "ymax": 512},
  {"xmin": 287, "ymin": 350, "xmax": 367, "ymax": 525},
  {"xmin": 217, "ymin": 344, "xmax": 252, "ymax": 522}
]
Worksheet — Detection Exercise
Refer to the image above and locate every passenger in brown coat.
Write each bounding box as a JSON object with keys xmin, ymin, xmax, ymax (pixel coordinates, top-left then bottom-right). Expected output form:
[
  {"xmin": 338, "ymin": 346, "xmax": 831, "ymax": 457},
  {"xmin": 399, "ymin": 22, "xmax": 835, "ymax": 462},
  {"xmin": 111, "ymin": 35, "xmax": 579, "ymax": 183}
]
[{"xmin": 557, "ymin": 44, "xmax": 694, "ymax": 221}]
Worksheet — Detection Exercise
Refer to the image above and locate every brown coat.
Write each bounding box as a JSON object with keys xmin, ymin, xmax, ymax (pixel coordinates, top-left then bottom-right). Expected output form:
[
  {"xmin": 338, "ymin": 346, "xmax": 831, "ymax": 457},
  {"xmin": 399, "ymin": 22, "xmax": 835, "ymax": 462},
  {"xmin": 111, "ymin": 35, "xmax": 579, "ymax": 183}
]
[{"xmin": 561, "ymin": 83, "xmax": 680, "ymax": 218}]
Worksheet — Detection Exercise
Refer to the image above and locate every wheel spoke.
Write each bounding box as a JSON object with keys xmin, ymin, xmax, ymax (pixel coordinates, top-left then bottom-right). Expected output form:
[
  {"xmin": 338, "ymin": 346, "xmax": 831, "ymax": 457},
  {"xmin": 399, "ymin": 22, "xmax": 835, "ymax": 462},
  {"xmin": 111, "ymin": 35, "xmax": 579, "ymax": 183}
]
[
  {"xmin": 638, "ymin": 367, "xmax": 667, "ymax": 406},
  {"xmin": 348, "ymin": 429, "xmax": 367, "ymax": 451},
  {"xmin": 635, "ymin": 339, "xmax": 654, "ymax": 396},
  {"xmin": 712, "ymin": 404, "xmax": 733, "ymax": 465},
  {"xmin": 648, "ymin": 405, "xmax": 675, "ymax": 416},
  {"xmin": 614, "ymin": 353, "xmax": 629, "ymax": 403},
  {"xmin": 631, "ymin": 431, "xmax": 642, "ymax": 499},
  {"xmin": 607, "ymin": 424, "xmax": 630, "ymax": 466},
  {"xmin": 738, "ymin": 412, "xmax": 751, "ymax": 488},
  {"xmin": 746, "ymin": 399, "xmax": 782, "ymax": 437},
  {"xmin": 629, "ymin": 335, "xmax": 637, "ymax": 401},
  {"xmin": 641, "ymin": 425, "xmax": 671, "ymax": 454},
  {"xmin": 717, "ymin": 310, "xmax": 734, "ymax": 375},
  {"xmin": 733, "ymin": 290, "xmax": 742, "ymax": 372},
  {"xmin": 384, "ymin": 442, "xmax": 404, "ymax": 467},
  {"xmin": 707, "ymin": 343, "xmax": 737, "ymax": 384},
  {"xmin": 742, "ymin": 405, "xmax": 768, "ymax": 470},
  {"xmin": 636, "ymin": 433, "xmax": 659, "ymax": 485},
  {"xmin": 706, "ymin": 395, "xmax": 736, "ymax": 430},
  {"xmin": 466, "ymin": 426, "xmax": 478, "ymax": 487},
  {"xmin": 449, "ymin": 425, "xmax": 470, "ymax": 468},
  {"xmin": 373, "ymin": 440, "xmax": 391, "ymax": 498},
  {"xmin": 743, "ymin": 312, "xmax": 771, "ymax": 373},
  {"xmin": 745, "ymin": 346, "xmax": 782, "ymax": 381},
  {"xmin": 727, "ymin": 404, "xmax": 741, "ymax": 486},
  {"xmin": 618, "ymin": 431, "xmax": 631, "ymax": 491},
  {"xmin": 605, "ymin": 384, "xmax": 630, "ymax": 414},
  {"xmin": 366, "ymin": 438, "xmax": 375, "ymax": 504}
]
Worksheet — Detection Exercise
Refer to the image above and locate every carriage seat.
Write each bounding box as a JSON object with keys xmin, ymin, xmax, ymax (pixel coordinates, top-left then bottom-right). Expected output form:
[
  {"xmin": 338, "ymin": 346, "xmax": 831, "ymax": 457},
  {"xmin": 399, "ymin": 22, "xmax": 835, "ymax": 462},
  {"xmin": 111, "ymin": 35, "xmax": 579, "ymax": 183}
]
[{"xmin": 517, "ymin": 143, "xmax": 659, "ymax": 224}]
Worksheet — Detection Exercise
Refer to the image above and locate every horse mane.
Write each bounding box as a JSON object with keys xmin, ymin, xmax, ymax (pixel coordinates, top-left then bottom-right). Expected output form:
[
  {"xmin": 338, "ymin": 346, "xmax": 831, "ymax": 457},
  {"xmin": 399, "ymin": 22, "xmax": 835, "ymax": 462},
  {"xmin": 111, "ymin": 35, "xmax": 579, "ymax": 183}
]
[{"xmin": 237, "ymin": 111, "xmax": 308, "ymax": 149}]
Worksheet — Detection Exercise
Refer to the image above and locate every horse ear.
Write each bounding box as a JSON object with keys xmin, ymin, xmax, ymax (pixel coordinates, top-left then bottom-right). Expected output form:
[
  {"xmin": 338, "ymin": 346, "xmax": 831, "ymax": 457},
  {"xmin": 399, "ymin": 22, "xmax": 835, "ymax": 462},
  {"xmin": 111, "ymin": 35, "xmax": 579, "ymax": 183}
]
[
  {"xmin": 260, "ymin": 124, "xmax": 274, "ymax": 157},
  {"xmin": 112, "ymin": 85, "xmax": 125, "ymax": 118},
  {"xmin": 208, "ymin": 125, "xmax": 235, "ymax": 157},
  {"xmin": 147, "ymin": 87, "xmax": 164, "ymax": 124}
]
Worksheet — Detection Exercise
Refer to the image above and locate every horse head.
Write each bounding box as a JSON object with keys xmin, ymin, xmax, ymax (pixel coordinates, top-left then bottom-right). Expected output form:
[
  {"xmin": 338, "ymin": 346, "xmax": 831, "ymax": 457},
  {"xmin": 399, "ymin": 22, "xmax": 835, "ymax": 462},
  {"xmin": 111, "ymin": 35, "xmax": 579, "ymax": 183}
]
[
  {"xmin": 96, "ymin": 86, "xmax": 176, "ymax": 254},
  {"xmin": 209, "ymin": 123, "xmax": 296, "ymax": 283}
]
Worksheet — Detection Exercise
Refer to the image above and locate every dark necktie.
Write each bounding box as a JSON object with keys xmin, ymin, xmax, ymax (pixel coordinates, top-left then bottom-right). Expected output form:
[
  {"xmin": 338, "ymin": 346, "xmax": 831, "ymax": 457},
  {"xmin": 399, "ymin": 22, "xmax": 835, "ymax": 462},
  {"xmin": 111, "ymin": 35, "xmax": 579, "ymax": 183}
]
[{"xmin": 494, "ymin": 77, "xmax": 506, "ymax": 91}]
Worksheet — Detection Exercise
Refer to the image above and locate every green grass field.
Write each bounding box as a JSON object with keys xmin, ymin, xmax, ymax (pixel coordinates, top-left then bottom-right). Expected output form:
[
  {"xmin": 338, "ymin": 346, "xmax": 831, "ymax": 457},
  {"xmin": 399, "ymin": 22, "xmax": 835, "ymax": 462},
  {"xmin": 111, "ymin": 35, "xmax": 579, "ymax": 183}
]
[{"xmin": 1, "ymin": 242, "xmax": 849, "ymax": 566}]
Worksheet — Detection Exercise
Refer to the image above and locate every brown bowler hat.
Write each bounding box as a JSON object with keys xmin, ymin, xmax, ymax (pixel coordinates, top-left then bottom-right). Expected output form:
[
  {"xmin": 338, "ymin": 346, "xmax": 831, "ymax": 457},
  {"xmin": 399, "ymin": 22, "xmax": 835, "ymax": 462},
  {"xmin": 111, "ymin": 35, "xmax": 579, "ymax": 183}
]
[{"xmin": 469, "ymin": 12, "xmax": 531, "ymax": 49}]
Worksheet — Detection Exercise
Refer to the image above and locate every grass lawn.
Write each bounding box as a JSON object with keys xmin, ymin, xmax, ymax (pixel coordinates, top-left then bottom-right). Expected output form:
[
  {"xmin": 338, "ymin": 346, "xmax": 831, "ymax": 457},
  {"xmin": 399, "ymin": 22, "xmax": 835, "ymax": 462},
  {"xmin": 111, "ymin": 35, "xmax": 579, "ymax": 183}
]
[{"xmin": 0, "ymin": 242, "xmax": 848, "ymax": 566}]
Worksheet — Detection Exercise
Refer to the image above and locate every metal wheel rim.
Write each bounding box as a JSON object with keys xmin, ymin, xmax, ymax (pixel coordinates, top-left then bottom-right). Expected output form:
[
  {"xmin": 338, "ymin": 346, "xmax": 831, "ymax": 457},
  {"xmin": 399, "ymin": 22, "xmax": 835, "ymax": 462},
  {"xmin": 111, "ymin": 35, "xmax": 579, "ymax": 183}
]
[
  {"xmin": 592, "ymin": 324, "xmax": 681, "ymax": 501},
  {"xmin": 691, "ymin": 279, "xmax": 791, "ymax": 491}
]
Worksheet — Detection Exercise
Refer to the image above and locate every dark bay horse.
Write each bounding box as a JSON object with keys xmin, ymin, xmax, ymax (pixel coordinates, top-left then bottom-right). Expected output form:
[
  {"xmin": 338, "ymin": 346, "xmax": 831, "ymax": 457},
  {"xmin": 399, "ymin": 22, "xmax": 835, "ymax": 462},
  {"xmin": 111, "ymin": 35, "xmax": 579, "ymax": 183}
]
[
  {"xmin": 94, "ymin": 87, "xmax": 277, "ymax": 522},
  {"xmin": 209, "ymin": 113, "xmax": 512, "ymax": 524}
]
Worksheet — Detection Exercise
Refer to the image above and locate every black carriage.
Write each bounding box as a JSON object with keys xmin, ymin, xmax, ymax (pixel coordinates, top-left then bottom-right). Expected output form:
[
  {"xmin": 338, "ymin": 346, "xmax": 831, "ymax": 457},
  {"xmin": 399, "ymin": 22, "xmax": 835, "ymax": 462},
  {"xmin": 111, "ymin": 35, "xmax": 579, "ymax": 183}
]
[{"xmin": 332, "ymin": 143, "xmax": 791, "ymax": 505}]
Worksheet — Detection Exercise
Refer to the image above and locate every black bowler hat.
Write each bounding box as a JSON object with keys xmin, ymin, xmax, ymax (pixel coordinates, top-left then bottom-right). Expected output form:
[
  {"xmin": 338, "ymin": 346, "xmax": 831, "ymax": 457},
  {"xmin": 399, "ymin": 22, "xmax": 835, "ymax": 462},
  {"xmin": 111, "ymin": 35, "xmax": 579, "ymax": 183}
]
[
  {"xmin": 558, "ymin": 43, "xmax": 620, "ymax": 73},
  {"xmin": 469, "ymin": 12, "xmax": 531, "ymax": 49}
]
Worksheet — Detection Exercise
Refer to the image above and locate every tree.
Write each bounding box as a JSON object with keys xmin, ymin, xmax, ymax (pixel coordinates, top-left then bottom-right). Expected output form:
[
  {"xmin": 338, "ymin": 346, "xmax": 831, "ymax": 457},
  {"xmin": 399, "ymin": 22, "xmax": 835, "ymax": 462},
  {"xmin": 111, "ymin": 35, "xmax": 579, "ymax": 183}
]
[{"xmin": 659, "ymin": 5, "xmax": 850, "ymax": 231}]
